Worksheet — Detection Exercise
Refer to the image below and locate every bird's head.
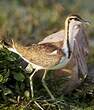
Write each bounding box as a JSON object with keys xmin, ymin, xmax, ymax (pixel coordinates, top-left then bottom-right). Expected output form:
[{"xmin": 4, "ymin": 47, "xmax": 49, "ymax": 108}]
[
  {"xmin": 64, "ymin": 14, "xmax": 90, "ymax": 41},
  {"xmin": 2, "ymin": 38, "xmax": 18, "ymax": 54},
  {"xmin": 65, "ymin": 14, "xmax": 90, "ymax": 30},
  {"xmin": 2, "ymin": 37, "xmax": 14, "ymax": 48},
  {"xmin": 64, "ymin": 14, "xmax": 90, "ymax": 43}
]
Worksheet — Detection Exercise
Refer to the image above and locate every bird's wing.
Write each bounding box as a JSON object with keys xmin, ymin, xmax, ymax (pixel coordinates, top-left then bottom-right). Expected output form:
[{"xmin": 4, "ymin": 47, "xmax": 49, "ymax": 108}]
[
  {"xmin": 39, "ymin": 30, "xmax": 65, "ymax": 44},
  {"xmin": 72, "ymin": 26, "xmax": 89, "ymax": 76},
  {"xmin": 28, "ymin": 43, "xmax": 64, "ymax": 68},
  {"xmin": 39, "ymin": 26, "xmax": 89, "ymax": 76},
  {"xmin": 75, "ymin": 26, "xmax": 89, "ymax": 56}
]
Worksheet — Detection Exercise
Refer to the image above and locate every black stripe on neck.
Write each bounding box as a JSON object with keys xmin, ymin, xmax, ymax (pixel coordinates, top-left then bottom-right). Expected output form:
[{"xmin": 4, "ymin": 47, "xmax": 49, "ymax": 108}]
[{"xmin": 67, "ymin": 21, "xmax": 71, "ymax": 58}]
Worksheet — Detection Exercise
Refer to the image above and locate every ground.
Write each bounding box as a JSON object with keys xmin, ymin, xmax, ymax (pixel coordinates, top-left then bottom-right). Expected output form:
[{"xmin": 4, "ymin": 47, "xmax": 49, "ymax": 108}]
[{"xmin": 0, "ymin": 45, "xmax": 94, "ymax": 110}]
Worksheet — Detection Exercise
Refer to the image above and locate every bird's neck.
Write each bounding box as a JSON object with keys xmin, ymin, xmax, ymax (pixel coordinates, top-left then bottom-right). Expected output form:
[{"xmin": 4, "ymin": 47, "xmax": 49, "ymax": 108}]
[
  {"xmin": 13, "ymin": 43, "xmax": 31, "ymax": 59},
  {"xmin": 63, "ymin": 21, "xmax": 74, "ymax": 58}
]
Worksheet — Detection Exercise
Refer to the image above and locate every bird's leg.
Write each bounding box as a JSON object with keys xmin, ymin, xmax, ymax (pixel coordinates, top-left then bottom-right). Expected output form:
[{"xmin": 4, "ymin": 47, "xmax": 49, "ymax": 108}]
[
  {"xmin": 29, "ymin": 69, "xmax": 44, "ymax": 110},
  {"xmin": 42, "ymin": 70, "xmax": 55, "ymax": 100},
  {"xmin": 29, "ymin": 69, "xmax": 38, "ymax": 98}
]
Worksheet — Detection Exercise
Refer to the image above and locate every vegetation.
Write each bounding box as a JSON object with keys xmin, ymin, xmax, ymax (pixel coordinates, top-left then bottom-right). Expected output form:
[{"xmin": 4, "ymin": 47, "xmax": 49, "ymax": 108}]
[{"xmin": 0, "ymin": 0, "xmax": 94, "ymax": 110}]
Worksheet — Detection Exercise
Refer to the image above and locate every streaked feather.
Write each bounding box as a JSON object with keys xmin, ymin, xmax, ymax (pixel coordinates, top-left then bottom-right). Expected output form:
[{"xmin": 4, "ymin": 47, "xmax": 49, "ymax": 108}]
[{"xmin": 39, "ymin": 26, "xmax": 89, "ymax": 76}]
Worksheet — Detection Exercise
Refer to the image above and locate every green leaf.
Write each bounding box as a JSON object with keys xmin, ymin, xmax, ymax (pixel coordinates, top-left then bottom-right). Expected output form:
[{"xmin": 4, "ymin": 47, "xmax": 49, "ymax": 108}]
[
  {"xmin": 6, "ymin": 56, "xmax": 17, "ymax": 61},
  {"xmin": 13, "ymin": 72, "xmax": 25, "ymax": 82},
  {"xmin": 0, "ymin": 74, "xmax": 4, "ymax": 83},
  {"xmin": 24, "ymin": 90, "xmax": 30, "ymax": 99},
  {"xmin": 3, "ymin": 88, "xmax": 12, "ymax": 96}
]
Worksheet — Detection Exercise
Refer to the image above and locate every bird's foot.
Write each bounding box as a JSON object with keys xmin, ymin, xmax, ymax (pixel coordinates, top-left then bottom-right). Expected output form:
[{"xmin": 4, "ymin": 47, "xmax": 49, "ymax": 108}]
[{"xmin": 26, "ymin": 97, "xmax": 44, "ymax": 110}]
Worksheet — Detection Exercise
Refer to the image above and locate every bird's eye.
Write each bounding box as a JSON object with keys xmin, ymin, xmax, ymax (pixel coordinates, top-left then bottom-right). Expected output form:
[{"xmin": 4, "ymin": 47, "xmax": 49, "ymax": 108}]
[
  {"xmin": 4, "ymin": 41, "xmax": 10, "ymax": 47},
  {"xmin": 74, "ymin": 18, "xmax": 80, "ymax": 21},
  {"xmin": 69, "ymin": 18, "xmax": 73, "ymax": 20}
]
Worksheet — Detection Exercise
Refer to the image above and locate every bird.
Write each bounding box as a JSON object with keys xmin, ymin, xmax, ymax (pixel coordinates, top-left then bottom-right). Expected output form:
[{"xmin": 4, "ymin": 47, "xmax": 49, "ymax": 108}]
[
  {"xmin": 39, "ymin": 15, "xmax": 89, "ymax": 94},
  {"xmin": 2, "ymin": 14, "xmax": 89, "ymax": 100}
]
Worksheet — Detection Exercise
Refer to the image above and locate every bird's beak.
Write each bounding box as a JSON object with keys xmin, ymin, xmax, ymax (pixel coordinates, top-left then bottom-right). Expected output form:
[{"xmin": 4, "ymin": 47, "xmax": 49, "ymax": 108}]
[{"xmin": 82, "ymin": 19, "xmax": 90, "ymax": 25}]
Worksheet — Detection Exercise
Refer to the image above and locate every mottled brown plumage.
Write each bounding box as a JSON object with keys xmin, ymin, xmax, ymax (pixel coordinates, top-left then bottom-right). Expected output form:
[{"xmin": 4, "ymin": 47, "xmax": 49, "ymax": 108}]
[
  {"xmin": 27, "ymin": 43, "xmax": 64, "ymax": 68},
  {"xmin": 2, "ymin": 39, "xmax": 64, "ymax": 69}
]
